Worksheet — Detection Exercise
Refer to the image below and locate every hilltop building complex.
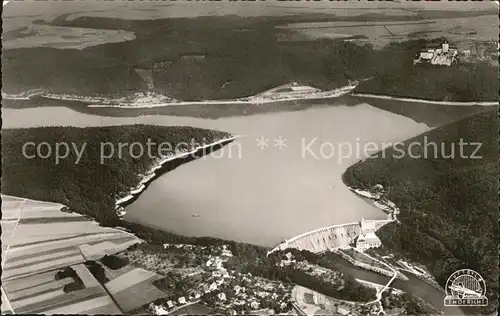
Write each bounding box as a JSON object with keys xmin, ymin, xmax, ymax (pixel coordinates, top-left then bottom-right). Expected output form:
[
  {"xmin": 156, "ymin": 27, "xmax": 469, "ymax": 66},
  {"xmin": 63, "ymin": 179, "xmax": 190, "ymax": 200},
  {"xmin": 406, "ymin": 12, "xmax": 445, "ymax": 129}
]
[{"xmin": 413, "ymin": 40, "xmax": 459, "ymax": 67}]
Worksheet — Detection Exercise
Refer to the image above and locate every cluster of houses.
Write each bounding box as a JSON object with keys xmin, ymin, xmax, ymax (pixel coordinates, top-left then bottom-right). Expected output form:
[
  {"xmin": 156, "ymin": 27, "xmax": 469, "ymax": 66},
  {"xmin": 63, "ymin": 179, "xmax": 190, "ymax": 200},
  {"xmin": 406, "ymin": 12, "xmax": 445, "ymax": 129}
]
[
  {"xmin": 151, "ymin": 245, "xmax": 292, "ymax": 315},
  {"xmin": 458, "ymin": 40, "xmax": 498, "ymax": 64},
  {"xmin": 1, "ymin": 88, "xmax": 46, "ymax": 100},
  {"xmin": 110, "ymin": 91, "xmax": 176, "ymax": 106},
  {"xmin": 149, "ymin": 245, "xmax": 234, "ymax": 314},
  {"xmin": 200, "ymin": 247, "xmax": 292, "ymax": 314},
  {"xmin": 216, "ymin": 277, "xmax": 291, "ymax": 313}
]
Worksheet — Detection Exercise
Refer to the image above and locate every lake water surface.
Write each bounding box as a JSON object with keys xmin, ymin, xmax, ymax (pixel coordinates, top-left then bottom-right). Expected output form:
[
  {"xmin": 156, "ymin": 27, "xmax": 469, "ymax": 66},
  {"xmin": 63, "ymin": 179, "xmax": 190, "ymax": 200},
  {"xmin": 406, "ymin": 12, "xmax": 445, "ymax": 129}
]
[{"xmin": 3, "ymin": 101, "xmax": 428, "ymax": 247}]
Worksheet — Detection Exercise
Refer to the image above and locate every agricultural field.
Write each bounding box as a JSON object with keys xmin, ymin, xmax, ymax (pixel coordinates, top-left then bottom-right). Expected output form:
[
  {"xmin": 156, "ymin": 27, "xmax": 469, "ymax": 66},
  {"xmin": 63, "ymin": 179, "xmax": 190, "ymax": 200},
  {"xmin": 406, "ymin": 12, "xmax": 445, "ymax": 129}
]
[
  {"xmin": 2, "ymin": 288, "xmax": 13, "ymax": 314},
  {"xmin": 1, "ymin": 221, "xmax": 16, "ymax": 253},
  {"xmin": 104, "ymin": 268, "xmax": 167, "ymax": 312},
  {"xmin": 1, "ymin": 195, "xmax": 141, "ymax": 282},
  {"xmin": 1, "ymin": 264, "xmax": 121, "ymax": 314},
  {"xmin": 2, "ymin": 23, "xmax": 136, "ymax": 50},
  {"xmin": 279, "ymin": 15, "xmax": 497, "ymax": 48},
  {"xmin": 0, "ymin": 195, "xmax": 143, "ymax": 314},
  {"xmin": 2, "ymin": 1, "xmax": 495, "ymax": 30}
]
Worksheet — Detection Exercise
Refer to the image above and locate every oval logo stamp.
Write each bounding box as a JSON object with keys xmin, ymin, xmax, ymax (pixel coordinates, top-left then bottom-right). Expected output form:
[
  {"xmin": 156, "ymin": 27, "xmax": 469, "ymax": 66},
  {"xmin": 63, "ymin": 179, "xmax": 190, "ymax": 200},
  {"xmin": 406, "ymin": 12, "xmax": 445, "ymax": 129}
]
[{"xmin": 444, "ymin": 269, "xmax": 488, "ymax": 307}]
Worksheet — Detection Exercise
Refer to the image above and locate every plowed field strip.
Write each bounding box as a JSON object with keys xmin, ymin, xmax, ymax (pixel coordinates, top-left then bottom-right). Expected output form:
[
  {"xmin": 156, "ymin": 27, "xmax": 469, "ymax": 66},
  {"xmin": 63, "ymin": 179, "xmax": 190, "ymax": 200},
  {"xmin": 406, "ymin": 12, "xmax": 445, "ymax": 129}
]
[
  {"xmin": 18, "ymin": 217, "xmax": 88, "ymax": 225},
  {"xmin": 8, "ymin": 279, "xmax": 72, "ymax": 301},
  {"xmin": 15, "ymin": 286, "xmax": 102, "ymax": 314},
  {"xmin": 4, "ymin": 248, "xmax": 79, "ymax": 266},
  {"xmin": 5, "ymin": 252, "xmax": 81, "ymax": 271}
]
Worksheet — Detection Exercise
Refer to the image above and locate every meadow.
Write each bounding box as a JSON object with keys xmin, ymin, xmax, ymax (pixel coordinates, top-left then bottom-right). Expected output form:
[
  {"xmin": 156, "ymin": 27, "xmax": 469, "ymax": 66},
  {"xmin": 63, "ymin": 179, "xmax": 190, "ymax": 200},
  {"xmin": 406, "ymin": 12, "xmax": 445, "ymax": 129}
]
[
  {"xmin": 2, "ymin": 264, "xmax": 121, "ymax": 314},
  {"xmin": 2, "ymin": 23, "xmax": 136, "ymax": 50},
  {"xmin": 1, "ymin": 198, "xmax": 139, "ymax": 281},
  {"xmin": 280, "ymin": 15, "xmax": 497, "ymax": 48},
  {"xmin": 0, "ymin": 196, "xmax": 141, "ymax": 313},
  {"xmin": 105, "ymin": 268, "xmax": 167, "ymax": 312}
]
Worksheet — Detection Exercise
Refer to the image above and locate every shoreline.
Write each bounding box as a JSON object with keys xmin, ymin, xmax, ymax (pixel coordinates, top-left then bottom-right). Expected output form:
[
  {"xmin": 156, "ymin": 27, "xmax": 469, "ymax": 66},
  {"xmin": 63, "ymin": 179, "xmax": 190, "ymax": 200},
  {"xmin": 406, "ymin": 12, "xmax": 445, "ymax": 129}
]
[
  {"xmin": 89, "ymin": 85, "xmax": 357, "ymax": 108},
  {"xmin": 114, "ymin": 135, "xmax": 240, "ymax": 216},
  {"xmin": 3, "ymin": 83, "xmax": 357, "ymax": 109},
  {"xmin": 352, "ymin": 93, "xmax": 498, "ymax": 106},
  {"xmin": 5, "ymin": 89, "xmax": 496, "ymax": 108}
]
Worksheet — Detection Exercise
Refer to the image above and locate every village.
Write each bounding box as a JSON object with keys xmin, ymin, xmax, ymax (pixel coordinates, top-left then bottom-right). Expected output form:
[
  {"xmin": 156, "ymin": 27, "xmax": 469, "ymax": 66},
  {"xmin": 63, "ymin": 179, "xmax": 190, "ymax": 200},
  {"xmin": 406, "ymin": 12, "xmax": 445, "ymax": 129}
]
[{"xmin": 128, "ymin": 244, "xmax": 294, "ymax": 315}]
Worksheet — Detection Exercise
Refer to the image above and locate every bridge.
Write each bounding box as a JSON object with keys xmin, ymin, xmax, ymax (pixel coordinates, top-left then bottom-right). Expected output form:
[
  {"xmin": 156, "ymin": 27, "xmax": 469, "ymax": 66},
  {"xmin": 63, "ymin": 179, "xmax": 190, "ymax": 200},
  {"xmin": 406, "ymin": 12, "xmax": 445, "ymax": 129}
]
[{"xmin": 267, "ymin": 218, "xmax": 393, "ymax": 255}]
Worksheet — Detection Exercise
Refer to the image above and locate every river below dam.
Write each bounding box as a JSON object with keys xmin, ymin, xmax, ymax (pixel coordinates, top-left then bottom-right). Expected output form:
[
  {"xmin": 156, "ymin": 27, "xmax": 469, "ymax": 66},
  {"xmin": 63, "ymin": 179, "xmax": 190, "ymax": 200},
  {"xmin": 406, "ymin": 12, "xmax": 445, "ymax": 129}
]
[
  {"xmin": 3, "ymin": 100, "xmax": 429, "ymax": 246},
  {"xmin": 328, "ymin": 254, "xmax": 465, "ymax": 315}
]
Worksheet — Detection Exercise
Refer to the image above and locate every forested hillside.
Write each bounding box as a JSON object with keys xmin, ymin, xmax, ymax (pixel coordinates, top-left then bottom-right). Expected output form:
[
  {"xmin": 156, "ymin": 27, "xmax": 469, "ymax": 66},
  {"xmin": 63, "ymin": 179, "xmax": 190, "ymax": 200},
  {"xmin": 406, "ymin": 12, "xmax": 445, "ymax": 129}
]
[
  {"xmin": 3, "ymin": 15, "xmax": 497, "ymax": 101},
  {"xmin": 2, "ymin": 125, "xmax": 231, "ymax": 225},
  {"xmin": 343, "ymin": 110, "xmax": 499, "ymax": 314}
]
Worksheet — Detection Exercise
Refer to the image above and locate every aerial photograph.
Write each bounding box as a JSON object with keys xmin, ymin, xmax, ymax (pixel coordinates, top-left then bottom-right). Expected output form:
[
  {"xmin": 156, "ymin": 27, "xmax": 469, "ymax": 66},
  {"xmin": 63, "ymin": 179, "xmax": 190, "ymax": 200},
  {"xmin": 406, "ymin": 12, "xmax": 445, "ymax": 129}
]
[{"xmin": 1, "ymin": 1, "xmax": 498, "ymax": 315}]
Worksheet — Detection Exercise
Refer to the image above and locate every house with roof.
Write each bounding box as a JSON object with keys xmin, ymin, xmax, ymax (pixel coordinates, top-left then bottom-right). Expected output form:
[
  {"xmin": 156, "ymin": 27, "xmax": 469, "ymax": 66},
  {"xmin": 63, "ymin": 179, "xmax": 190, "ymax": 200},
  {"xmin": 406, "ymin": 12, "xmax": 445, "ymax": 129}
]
[
  {"xmin": 337, "ymin": 307, "xmax": 350, "ymax": 316},
  {"xmin": 250, "ymin": 301, "xmax": 260, "ymax": 310},
  {"xmin": 209, "ymin": 282, "xmax": 218, "ymax": 291},
  {"xmin": 218, "ymin": 292, "xmax": 227, "ymax": 301}
]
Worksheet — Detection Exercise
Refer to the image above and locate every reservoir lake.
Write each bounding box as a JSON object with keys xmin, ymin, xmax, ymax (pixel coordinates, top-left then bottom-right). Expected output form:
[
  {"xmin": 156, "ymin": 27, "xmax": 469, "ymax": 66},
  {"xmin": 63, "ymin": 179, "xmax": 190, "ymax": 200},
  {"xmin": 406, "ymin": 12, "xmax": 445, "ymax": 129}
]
[{"xmin": 3, "ymin": 100, "xmax": 428, "ymax": 247}]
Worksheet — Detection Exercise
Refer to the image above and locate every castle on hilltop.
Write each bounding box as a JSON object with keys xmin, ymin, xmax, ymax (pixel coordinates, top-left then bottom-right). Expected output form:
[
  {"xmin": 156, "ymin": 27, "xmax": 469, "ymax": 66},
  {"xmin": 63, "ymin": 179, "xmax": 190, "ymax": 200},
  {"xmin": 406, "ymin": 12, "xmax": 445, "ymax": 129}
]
[{"xmin": 413, "ymin": 39, "xmax": 459, "ymax": 67}]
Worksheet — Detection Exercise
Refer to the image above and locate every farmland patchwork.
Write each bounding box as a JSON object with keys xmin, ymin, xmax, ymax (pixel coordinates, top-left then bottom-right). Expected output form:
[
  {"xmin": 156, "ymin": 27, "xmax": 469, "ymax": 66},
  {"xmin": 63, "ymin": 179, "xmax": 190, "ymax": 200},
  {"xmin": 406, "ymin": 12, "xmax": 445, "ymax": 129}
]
[{"xmin": 0, "ymin": 195, "xmax": 165, "ymax": 314}]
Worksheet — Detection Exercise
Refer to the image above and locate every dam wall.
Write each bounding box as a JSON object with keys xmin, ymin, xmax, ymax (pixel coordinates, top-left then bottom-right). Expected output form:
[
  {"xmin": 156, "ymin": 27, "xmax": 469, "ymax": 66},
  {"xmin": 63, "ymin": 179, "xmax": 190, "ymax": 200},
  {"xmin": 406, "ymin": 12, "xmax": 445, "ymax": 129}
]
[{"xmin": 269, "ymin": 219, "xmax": 393, "ymax": 254}]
